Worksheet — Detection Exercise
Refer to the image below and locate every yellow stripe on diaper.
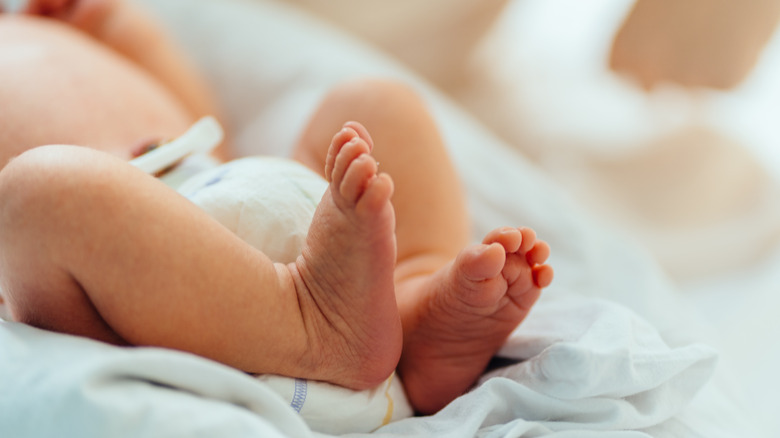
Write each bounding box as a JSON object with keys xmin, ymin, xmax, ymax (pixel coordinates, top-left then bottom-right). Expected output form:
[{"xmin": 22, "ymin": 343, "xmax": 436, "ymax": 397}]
[{"xmin": 381, "ymin": 373, "xmax": 396, "ymax": 426}]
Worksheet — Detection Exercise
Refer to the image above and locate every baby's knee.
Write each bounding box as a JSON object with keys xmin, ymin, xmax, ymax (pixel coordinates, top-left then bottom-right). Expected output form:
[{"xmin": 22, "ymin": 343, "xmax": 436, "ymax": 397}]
[
  {"xmin": 2, "ymin": 144, "xmax": 91, "ymax": 176},
  {"xmin": 333, "ymin": 78, "xmax": 422, "ymax": 101},
  {"xmin": 324, "ymin": 78, "xmax": 430, "ymax": 121},
  {"xmin": 0, "ymin": 145, "xmax": 109, "ymax": 219}
]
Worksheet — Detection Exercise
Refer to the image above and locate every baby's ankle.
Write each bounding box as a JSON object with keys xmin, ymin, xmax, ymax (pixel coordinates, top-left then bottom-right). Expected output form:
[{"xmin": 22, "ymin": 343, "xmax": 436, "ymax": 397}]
[{"xmin": 283, "ymin": 261, "xmax": 401, "ymax": 390}]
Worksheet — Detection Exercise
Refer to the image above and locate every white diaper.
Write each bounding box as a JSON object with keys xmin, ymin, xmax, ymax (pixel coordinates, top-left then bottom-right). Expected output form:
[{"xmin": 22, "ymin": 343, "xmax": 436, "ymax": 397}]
[
  {"xmin": 176, "ymin": 156, "xmax": 413, "ymax": 434},
  {"xmin": 178, "ymin": 156, "xmax": 326, "ymax": 263},
  {"xmin": 257, "ymin": 373, "xmax": 411, "ymax": 435}
]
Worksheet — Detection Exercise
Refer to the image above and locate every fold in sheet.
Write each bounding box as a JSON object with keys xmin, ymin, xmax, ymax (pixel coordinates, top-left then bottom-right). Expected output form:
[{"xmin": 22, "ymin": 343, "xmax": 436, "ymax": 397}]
[
  {"xmin": 0, "ymin": 294, "xmax": 717, "ymax": 437},
  {"xmin": 366, "ymin": 295, "xmax": 717, "ymax": 437}
]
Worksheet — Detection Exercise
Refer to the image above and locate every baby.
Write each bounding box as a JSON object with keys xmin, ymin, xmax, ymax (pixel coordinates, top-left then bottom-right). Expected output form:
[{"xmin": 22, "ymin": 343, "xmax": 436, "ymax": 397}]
[{"xmin": 0, "ymin": 0, "xmax": 553, "ymax": 416}]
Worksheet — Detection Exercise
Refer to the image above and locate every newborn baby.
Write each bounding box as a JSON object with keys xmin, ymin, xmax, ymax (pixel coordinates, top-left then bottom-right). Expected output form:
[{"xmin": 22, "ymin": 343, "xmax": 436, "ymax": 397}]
[{"xmin": 0, "ymin": 0, "xmax": 553, "ymax": 430}]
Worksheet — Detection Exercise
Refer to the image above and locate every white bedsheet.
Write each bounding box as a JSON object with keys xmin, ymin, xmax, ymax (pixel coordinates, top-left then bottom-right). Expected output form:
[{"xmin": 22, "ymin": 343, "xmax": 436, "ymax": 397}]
[
  {"xmin": 0, "ymin": 0, "xmax": 765, "ymax": 436},
  {"xmin": 0, "ymin": 294, "xmax": 719, "ymax": 437}
]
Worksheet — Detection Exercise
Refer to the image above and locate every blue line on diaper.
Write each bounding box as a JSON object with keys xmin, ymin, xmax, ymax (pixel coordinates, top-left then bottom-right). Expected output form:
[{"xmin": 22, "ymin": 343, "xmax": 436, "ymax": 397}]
[
  {"xmin": 291, "ymin": 378, "xmax": 308, "ymax": 413},
  {"xmin": 202, "ymin": 168, "xmax": 229, "ymax": 188},
  {"xmin": 185, "ymin": 168, "xmax": 229, "ymax": 198}
]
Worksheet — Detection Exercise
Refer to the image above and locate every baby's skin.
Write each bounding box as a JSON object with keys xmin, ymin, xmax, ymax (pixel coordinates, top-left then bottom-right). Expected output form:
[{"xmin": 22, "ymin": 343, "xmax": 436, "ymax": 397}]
[
  {"xmin": 0, "ymin": 0, "xmax": 554, "ymax": 415},
  {"xmin": 0, "ymin": 118, "xmax": 551, "ymax": 415},
  {"xmin": 301, "ymin": 126, "xmax": 552, "ymax": 413}
]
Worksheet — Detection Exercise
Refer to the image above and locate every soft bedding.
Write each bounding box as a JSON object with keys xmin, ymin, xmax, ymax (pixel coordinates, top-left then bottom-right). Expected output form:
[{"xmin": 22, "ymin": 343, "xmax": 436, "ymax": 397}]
[
  {"xmin": 0, "ymin": 0, "xmax": 765, "ymax": 436},
  {"xmin": 0, "ymin": 294, "xmax": 719, "ymax": 437}
]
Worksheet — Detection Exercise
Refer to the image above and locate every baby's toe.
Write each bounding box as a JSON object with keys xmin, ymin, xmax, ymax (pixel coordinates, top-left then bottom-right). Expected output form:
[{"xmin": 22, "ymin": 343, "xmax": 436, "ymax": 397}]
[
  {"xmin": 526, "ymin": 241, "xmax": 550, "ymax": 266},
  {"xmin": 455, "ymin": 243, "xmax": 506, "ymax": 283},
  {"xmin": 342, "ymin": 121, "xmax": 374, "ymax": 150},
  {"xmin": 502, "ymin": 251, "xmax": 534, "ymax": 289},
  {"xmin": 340, "ymin": 153, "xmax": 377, "ymax": 205},
  {"xmin": 532, "ymin": 265, "xmax": 554, "ymax": 288},
  {"xmin": 519, "ymin": 228, "xmax": 537, "ymax": 253},
  {"xmin": 355, "ymin": 173, "xmax": 394, "ymax": 216},
  {"xmin": 325, "ymin": 128, "xmax": 360, "ymax": 182},
  {"xmin": 331, "ymin": 137, "xmax": 371, "ymax": 187},
  {"xmin": 483, "ymin": 227, "xmax": 522, "ymax": 253}
]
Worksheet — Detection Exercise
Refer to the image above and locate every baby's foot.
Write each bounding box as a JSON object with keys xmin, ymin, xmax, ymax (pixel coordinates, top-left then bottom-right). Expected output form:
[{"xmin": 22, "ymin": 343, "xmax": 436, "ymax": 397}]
[
  {"xmin": 288, "ymin": 124, "xmax": 402, "ymax": 389},
  {"xmin": 398, "ymin": 227, "xmax": 553, "ymax": 414}
]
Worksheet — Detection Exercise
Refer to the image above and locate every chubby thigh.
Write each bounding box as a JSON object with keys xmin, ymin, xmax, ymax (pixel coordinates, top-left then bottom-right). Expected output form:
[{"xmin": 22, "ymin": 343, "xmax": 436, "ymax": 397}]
[{"xmin": 0, "ymin": 145, "xmax": 311, "ymax": 375}]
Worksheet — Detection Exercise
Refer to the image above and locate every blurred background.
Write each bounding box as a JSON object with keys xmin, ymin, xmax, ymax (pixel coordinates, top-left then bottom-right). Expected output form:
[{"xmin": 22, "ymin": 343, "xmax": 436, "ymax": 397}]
[
  {"xmin": 283, "ymin": 0, "xmax": 780, "ymax": 284},
  {"xmin": 280, "ymin": 0, "xmax": 780, "ymax": 433}
]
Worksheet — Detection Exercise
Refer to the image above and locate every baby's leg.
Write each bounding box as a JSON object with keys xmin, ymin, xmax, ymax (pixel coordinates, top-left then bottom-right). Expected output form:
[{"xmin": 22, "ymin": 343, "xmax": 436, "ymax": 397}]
[
  {"xmin": 0, "ymin": 144, "xmax": 400, "ymax": 389},
  {"xmin": 294, "ymin": 80, "xmax": 553, "ymax": 413},
  {"xmin": 294, "ymin": 80, "xmax": 472, "ymax": 286}
]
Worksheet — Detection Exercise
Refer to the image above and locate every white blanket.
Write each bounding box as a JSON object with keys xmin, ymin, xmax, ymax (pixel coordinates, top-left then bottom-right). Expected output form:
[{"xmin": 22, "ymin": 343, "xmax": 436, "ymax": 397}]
[
  {"xmin": 0, "ymin": 0, "xmax": 763, "ymax": 436},
  {"xmin": 0, "ymin": 294, "xmax": 717, "ymax": 437}
]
